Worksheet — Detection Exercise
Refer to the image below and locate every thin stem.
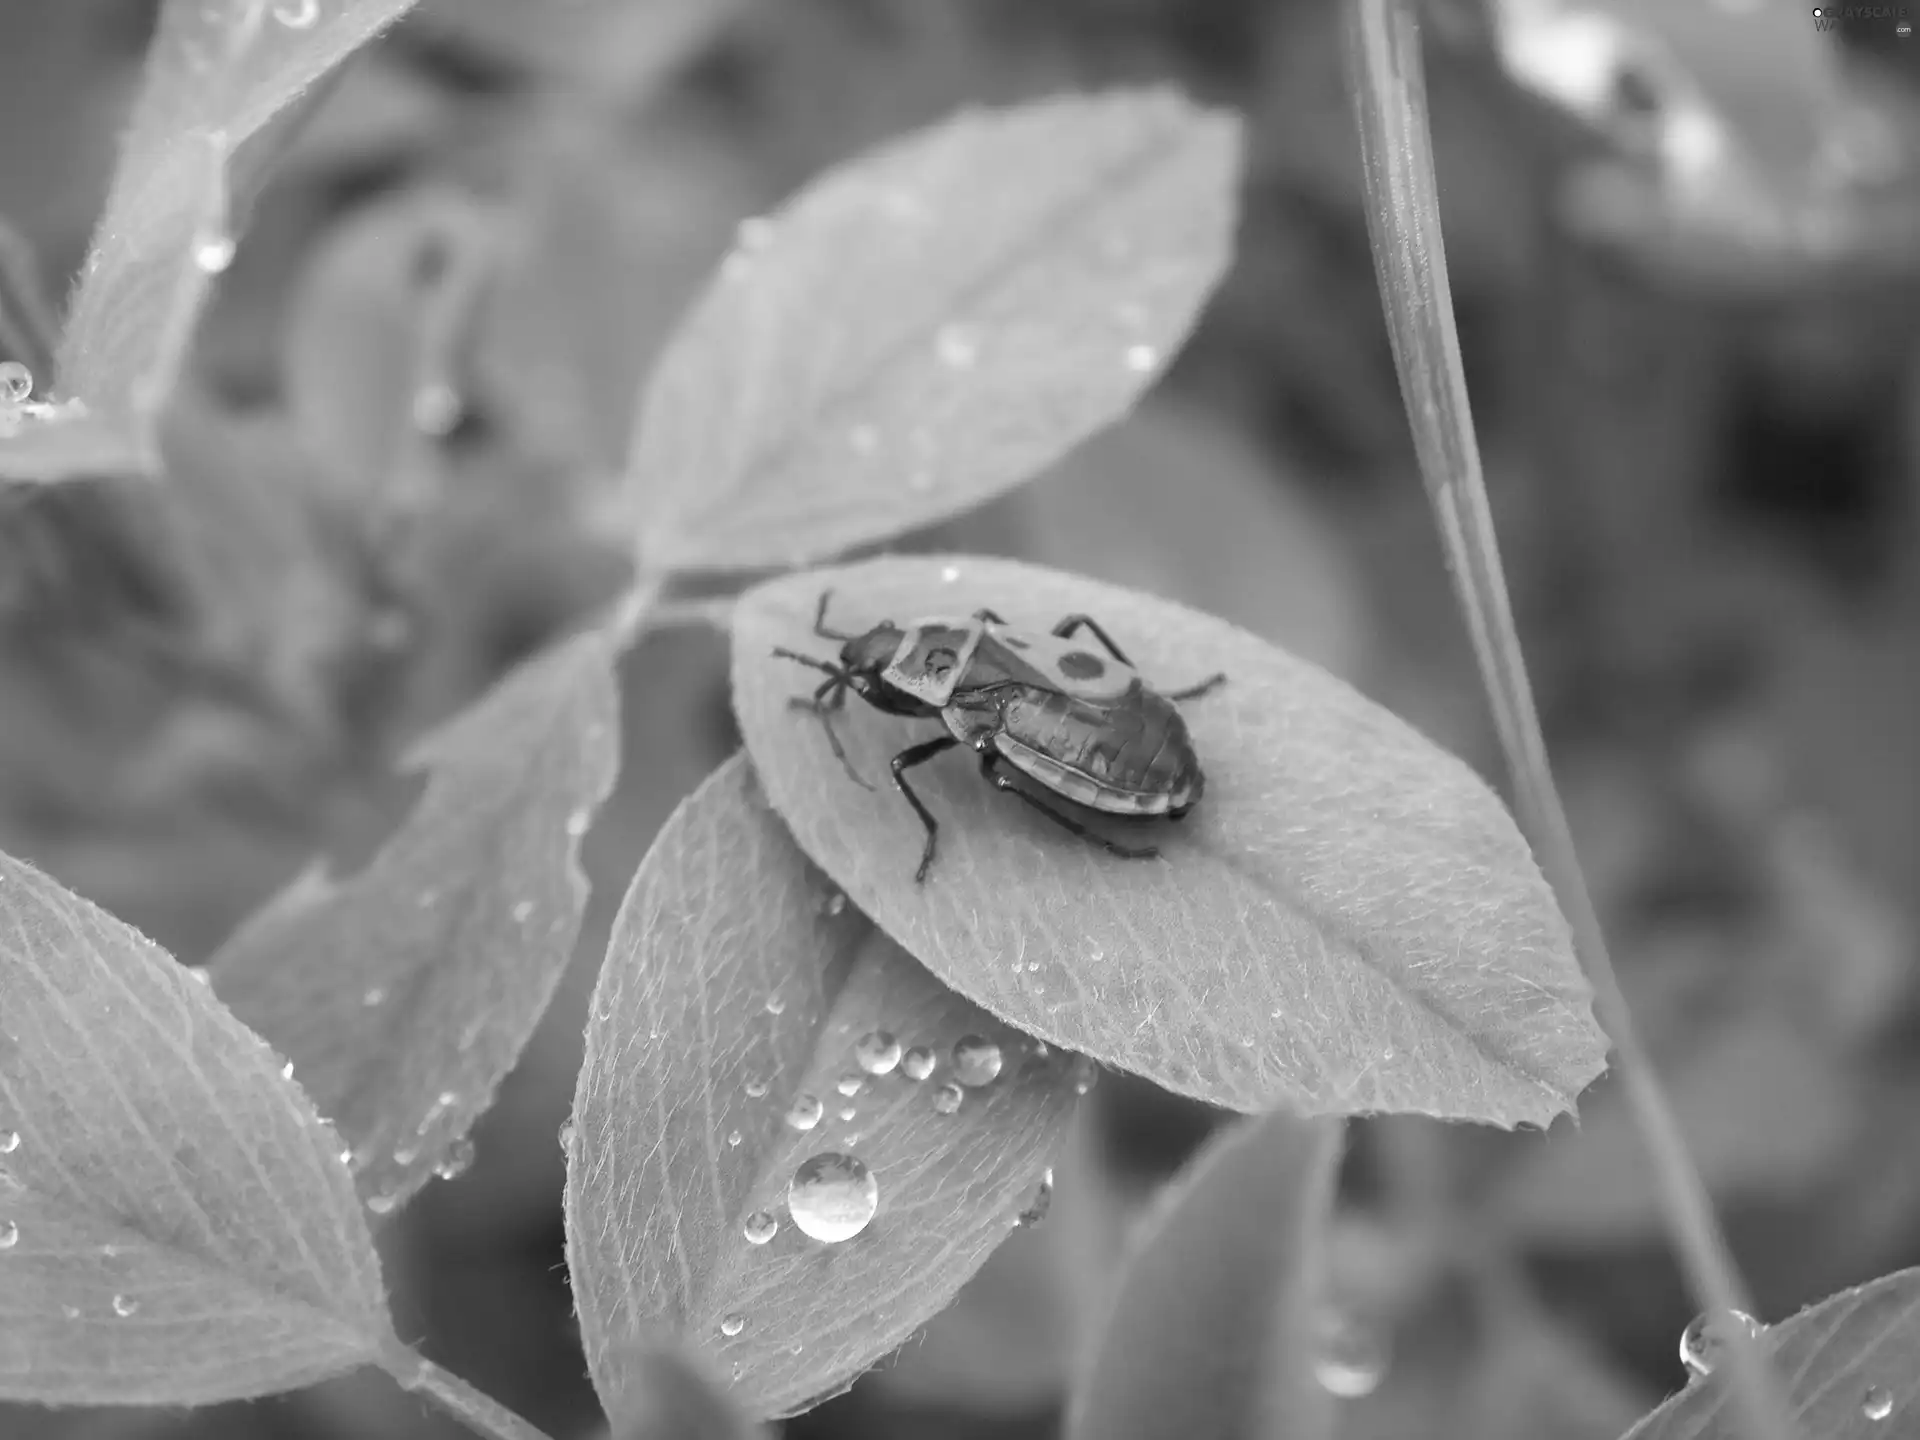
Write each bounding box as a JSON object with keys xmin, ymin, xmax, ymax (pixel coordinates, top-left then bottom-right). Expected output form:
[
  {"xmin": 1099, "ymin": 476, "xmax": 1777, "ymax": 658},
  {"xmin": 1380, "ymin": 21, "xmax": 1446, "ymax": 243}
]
[
  {"xmin": 1340, "ymin": 7, "xmax": 1794, "ymax": 1440},
  {"xmin": 395, "ymin": 1352, "xmax": 559, "ymax": 1440}
]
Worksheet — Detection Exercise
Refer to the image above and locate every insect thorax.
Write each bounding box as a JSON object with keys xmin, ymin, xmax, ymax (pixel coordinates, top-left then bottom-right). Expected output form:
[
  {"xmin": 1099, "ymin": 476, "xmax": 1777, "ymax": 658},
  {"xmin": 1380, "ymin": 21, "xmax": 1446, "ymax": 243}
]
[{"xmin": 880, "ymin": 619, "xmax": 985, "ymax": 707}]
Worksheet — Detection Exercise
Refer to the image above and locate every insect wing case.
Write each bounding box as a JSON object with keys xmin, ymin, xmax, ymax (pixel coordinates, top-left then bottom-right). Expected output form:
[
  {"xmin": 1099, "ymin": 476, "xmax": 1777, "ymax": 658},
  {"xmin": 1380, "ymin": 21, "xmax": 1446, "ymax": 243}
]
[{"xmin": 879, "ymin": 618, "xmax": 988, "ymax": 707}]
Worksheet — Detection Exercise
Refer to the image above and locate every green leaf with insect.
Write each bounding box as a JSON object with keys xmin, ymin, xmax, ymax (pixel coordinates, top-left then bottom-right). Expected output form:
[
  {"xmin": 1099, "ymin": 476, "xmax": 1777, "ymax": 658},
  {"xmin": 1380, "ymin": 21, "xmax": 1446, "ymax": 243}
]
[
  {"xmin": 211, "ymin": 630, "xmax": 620, "ymax": 1216},
  {"xmin": 1621, "ymin": 1268, "xmax": 1920, "ymax": 1440},
  {"xmin": 0, "ymin": 0, "xmax": 422, "ymax": 484},
  {"xmin": 0, "ymin": 851, "xmax": 394, "ymax": 1404},
  {"xmin": 566, "ymin": 755, "xmax": 1077, "ymax": 1422},
  {"xmin": 1066, "ymin": 1110, "xmax": 1344, "ymax": 1440},
  {"xmin": 625, "ymin": 89, "xmax": 1240, "ymax": 572},
  {"xmin": 732, "ymin": 555, "xmax": 1608, "ymax": 1129}
]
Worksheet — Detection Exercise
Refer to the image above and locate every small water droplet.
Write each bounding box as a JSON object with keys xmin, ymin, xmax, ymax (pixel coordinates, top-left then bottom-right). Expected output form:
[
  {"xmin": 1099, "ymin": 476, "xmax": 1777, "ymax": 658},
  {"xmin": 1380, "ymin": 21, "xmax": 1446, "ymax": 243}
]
[
  {"xmin": 1679, "ymin": 1309, "xmax": 1762, "ymax": 1380},
  {"xmin": 952, "ymin": 1036, "xmax": 1003, "ymax": 1087},
  {"xmin": 1864, "ymin": 1386, "xmax": 1895, "ymax": 1422},
  {"xmin": 1030, "ymin": 1040, "xmax": 1051, "ymax": 1060},
  {"xmin": 936, "ymin": 324, "xmax": 979, "ymax": 369},
  {"xmin": 0, "ymin": 1132, "xmax": 18, "ymax": 1155},
  {"xmin": 566, "ymin": 808, "xmax": 591, "ymax": 838},
  {"xmin": 280, "ymin": 1061, "xmax": 295, "ymax": 1081},
  {"xmin": 1016, "ymin": 1169, "xmax": 1054, "ymax": 1227},
  {"xmin": 1069, "ymin": 1056, "xmax": 1099, "ymax": 1095},
  {"xmin": 0, "ymin": 362, "xmax": 32, "ymax": 403},
  {"xmin": 337, "ymin": 1146, "xmax": 353, "ymax": 1167},
  {"xmin": 838, "ymin": 1105, "xmax": 857, "ymax": 1122},
  {"xmin": 786, "ymin": 1093, "xmax": 823, "ymax": 1131},
  {"xmin": 743, "ymin": 1209, "xmax": 778, "ymax": 1245},
  {"xmin": 765, "ymin": 993, "xmax": 788, "ymax": 1016},
  {"xmin": 835, "ymin": 1073, "xmax": 865, "ymax": 1098},
  {"xmin": 0, "ymin": 1219, "xmax": 18, "ymax": 1249},
  {"xmin": 362, "ymin": 986, "xmax": 387, "ymax": 1008},
  {"xmin": 788, "ymin": 1152, "xmax": 879, "ymax": 1243},
  {"xmin": 940, "ymin": 564, "xmax": 962, "ymax": 584},
  {"xmin": 1123, "ymin": 343, "xmax": 1158, "ymax": 373},
  {"xmin": 433, "ymin": 1137, "xmax": 476, "ymax": 1181},
  {"xmin": 367, "ymin": 1193, "xmax": 398, "ymax": 1215},
  {"xmin": 193, "ymin": 231, "xmax": 235, "ymax": 274},
  {"xmin": 855, "ymin": 1030, "xmax": 902, "ymax": 1076},
  {"xmin": 900, "ymin": 1046, "xmax": 936, "ymax": 1081},
  {"xmin": 111, "ymin": 1294, "xmax": 139, "ymax": 1318},
  {"xmin": 1313, "ymin": 1305, "xmax": 1387, "ymax": 1397},
  {"xmin": 932, "ymin": 1081, "xmax": 963, "ymax": 1114},
  {"xmin": 273, "ymin": 0, "xmax": 318, "ymax": 26},
  {"xmin": 558, "ymin": 1119, "xmax": 577, "ymax": 1150},
  {"xmin": 744, "ymin": 1078, "xmax": 770, "ymax": 1099},
  {"xmin": 848, "ymin": 423, "xmax": 880, "ymax": 455},
  {"xmin": 727, "ymin": 1130, "xmax": 743, "ymax": 1148},
  {"xmin": 511, "ymin": 900, "xmax": 534, "ymax": 923},
  {"xmin": 719, "ymin": 1312, "xmax": 746, "ymax": 1337}
]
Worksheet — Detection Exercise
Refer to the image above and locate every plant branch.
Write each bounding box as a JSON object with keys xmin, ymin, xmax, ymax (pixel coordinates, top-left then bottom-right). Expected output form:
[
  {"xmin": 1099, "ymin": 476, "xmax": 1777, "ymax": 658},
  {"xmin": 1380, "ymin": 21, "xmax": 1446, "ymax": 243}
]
[
  {"xmin": 1339, "ymin": 6, "xmax": 1793, "ymax": 1440},
  {"xmin": 393, "ymin": 1352, "xmax": 559, "ymax": 1440}
]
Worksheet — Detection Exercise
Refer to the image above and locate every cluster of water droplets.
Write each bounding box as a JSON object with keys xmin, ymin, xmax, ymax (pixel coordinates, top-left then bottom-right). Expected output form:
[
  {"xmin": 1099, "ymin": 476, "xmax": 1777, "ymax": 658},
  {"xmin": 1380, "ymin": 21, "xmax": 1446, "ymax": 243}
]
[
  {"xmin": 0, "ymin": 1130, "xmax": 19, "ymax": 1252},
  {"xmin": 1673, "ymin": 1309, "xmax": 1894, "ymax": 1421}
]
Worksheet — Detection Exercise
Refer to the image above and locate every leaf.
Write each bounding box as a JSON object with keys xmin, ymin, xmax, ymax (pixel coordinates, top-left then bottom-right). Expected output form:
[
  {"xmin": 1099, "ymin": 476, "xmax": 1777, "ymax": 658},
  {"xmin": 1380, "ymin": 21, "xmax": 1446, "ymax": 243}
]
[
  {"xmin": 1066, "ymin": 1109, "xmax": 1343, "ymax": 1440},
  {"xmin": 731, "ymin": 555, "xmax": 1609, "ymax": 1128},
  {"xmin": 0, "ymin": 852, "xmax": 393, "ymax": 1404},
  {"xmin": 566, "ymin": 754, "xmax": 1079, "ymax": 1422},
  {"xmin": 627, "ymin": 89, "xmax": 1241, "ymax": 573},
  {"xmin": 600, "ymin": 1345, "xmax": 771, "ymax": 1440},
  {"xmin": 1622, "ymin": 1269, "xmax": 1920, "ymax": 1440},
  {"xmin": 211, "ymin": 629, "xmax": 620, "ymax": 1214},
  {"xmin": 0, "ymin": 0, "xmax": 422, "ymax": 483}
]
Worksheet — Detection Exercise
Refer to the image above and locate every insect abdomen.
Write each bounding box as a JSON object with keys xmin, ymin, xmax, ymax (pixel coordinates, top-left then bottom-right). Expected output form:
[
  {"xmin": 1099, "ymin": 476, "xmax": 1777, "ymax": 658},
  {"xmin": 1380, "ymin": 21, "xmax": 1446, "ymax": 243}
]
[{"xmin": 995, "ymin": 685, "xmax": 1201, "ymax": 815}]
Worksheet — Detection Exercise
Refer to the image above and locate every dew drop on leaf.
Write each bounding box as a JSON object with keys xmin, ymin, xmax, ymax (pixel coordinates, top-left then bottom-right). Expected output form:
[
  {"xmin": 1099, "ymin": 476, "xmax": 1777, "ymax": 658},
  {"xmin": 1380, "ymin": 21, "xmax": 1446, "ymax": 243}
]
[
  {"xmin": 743, "ymin": 1209, "xmax": 778, "ymax": 1245},
  {"xmin": 816, "ymin": 888, "xmax": 848, "ymax": 917},
  {"xmin": 193, "ymin": 232, "xmax": 235, "ymax": 274},
  {"xmin": 765, "ymin": 993, "xmax": 788, "ymax": 1016},
  {"xmin": 787, "ymin": 1152, "xmax": 879, "ymax": 1243},
  {"xmin": 361, "ymin": 986, "xmax": 386, "ymax": 1008},
  {"xmin": 433, "ymin": 1137, "xmax": 476, "ymax": 1181},
  {"xmin": 900, "ymin": 1046, "xmax": 935, "ymax": 1081},
  {"xmin": 367, "ymin": 1193, "xmax": 398, "ymax": 1216},
  {"xmin": 1678, "ymin": 1308, "xmax": 1761, "ymax": 1379},
  {"xmin": 510, "ymin": 900, "xmax": 534, "ymax": 924},
  {"xmin": 1313, "ymin": 1306, "xmax": 1387, "ymax": 1398},
  {"xmin": 0, "ymin": 1219, "xmax": 18, "ymax": 1249},
  {"xmin": 835, "ymin": 1072, "xmax": 865, "ymax": 1098},
  {"xmin": 272, "ymin": 0, "xmax": 318, "ymax": 28},
  {"xmin": 280, "ymin": 1061, "xmax": 294, "ymax": 1081},
  {"xmin": 837, "ymin": 1106, "xmax": 857, "ymax": 1122},
  {"xmin": 558, "ymin": 1119, "xmax": 577, "ymax": 1151},
  {"xmin": 0, "ymin": 1131, "xmax": 18, "ymax": 1155},
  {"xmin": 0, "ymin": 362, "xmax": 31, "ymax": 403},
  {"xmin": 785, "ymin": 1093, "xmax": 823, "ymax": 1132},
  {"xmin": 1123, "ymin": 343, "xmax": 1158, "ymax": 373},
  {"xmin": 566, "ymin": 808, "xmax": 592, "ymax": 838},
  {"xmin": 719, "ymin": 1312, "xmax": 746, "ymax": 1338},
  {"xmin": 111, "ymin": 1294, "xmax": 139, "ymax": 1318},
  {"xmin": 1016, "ymin": 1168, "xmax": 1053, "ymax": 1227},
  {"xmin": 392, "ymin": 1142, "xmax": 420, "ymax": 1167},
  {"xmin": 411, "ymin": 383, "xmax": 461, "ymax": 437},
  {"xmin": 952, "ymin": 1035, "xmax": 1003, "ymax": 1087},
  {"xmin": 1864, "ymin": 1386, "xmax": 1894, "ymax": 1422},
  {"xmin": 744, "ymin": 1077, "xmax": 770, "ymax": 1099},
  {"xmin": 726, "ymin": 1130, "xmax": 743, "ymax": 1148},
  {"xmin": 932, "ymin": 1082, "xmax": 963, "ymax": 1115},
  {"xmin": 855, "ymin": 1030, "xmax": 902, "ymax": 1075}
]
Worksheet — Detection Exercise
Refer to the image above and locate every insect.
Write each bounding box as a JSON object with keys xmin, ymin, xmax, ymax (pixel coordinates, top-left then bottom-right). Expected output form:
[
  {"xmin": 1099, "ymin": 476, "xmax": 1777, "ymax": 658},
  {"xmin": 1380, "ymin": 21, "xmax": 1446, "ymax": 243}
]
[{"xmin": 774, "ymin": 590, "xmax": 1225, "ymax": 883}]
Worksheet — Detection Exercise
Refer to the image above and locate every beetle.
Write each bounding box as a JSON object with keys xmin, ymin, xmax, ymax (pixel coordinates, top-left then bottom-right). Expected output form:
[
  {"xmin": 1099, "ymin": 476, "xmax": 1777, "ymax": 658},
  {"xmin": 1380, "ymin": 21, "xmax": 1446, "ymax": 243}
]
[{"xmin": 774, "ymin": 590, "xmax": 1225, "ymax": 883}]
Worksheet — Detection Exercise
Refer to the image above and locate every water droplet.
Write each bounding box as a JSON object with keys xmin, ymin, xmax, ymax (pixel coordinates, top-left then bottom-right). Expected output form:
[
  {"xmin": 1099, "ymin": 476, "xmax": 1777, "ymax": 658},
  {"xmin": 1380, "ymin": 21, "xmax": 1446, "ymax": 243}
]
[
  {"xmin": 835, "ymin": 1073, "xmax": 865, "ymax": 1098},
  {"xmin": 111, "ymin": 1294, "xmax": 139, "ymax": 1318},
  {"xmin": 393, "ymin": 1142, "xmax": 420, "ymax": 1167},
  {"xmin": 193, "ymin": 232, "xmax": 235, "ymax": 274},
  {"xmin": 273, "ymin": 0, "xmax": 318, "ymax": 27},
  {"xmin": 1123, "ymin": 343, "xmax": 1159, "ymax": 373},
  {"xmin": 280, "ymin": 1061, "xmax": 295, "ymax": 1081},
  {"xmin": 932, "ymin": 1082, "xmax": 963, "ymax": 1114},
  {"xmin": 412, "ymin": 383, "xmax": 463, "ymax": 437},
  {"xmin": 837, "ymin": 1105, "xmax": 857, "ymax": 1122},
  {"xmin": 816, "ymin": 889, "xmax": 848, "ymax": 917},
  {"xmin": 1314, "ymin": 1306, "xmax": 1387, "ymax": 1398},
  {"xmin": 367, "ymin": 1193, "xmax": 398, "ymax": 1215},
  {"xmin": 1030, "ymin": 1040, "xmax": 1051, "ymax": 1060},
  {"xmin": 1016, "ymin": 1169, "xmax": 1053, "ymax": 1226},
  {"xmin": 0, "ymin": 362, "xmax": 32, "ymax": 403},
  {"xmin": 0, "ymin": 1220, "xmax": 17, "ymax": 1249},
  {"xmin": 952, "ymin": 1036, "xmax": 1003, "ymax": 1087},
  {"xmin": 0, "ymin": 1131, "xmax": 18, "ymax": 1155},
  {"xmin": 362, "ymin": 986, "xmax": 386, "ymax": 1008},
  {"xmin": 765, "ymin": 993, "xmax": 788, "ymax": 1016},
  {"xmin": 786, "ymin": 1093, "xmax": 823, "ymax": 1131},
  {"xmin": 1069, "ymin": 1056, "xmax": 1099, "ymax": 1095},
  {"xmin": 719, "ymin": 1312, "xmax": 746, "ymax": 1337},
  {"xmin": 1864, "ymin": 1386, "xmax": 1895, "ymax": 1422},
  {"xmin": 787, "ymin": 1152, "xmax": 879, "ymax": 1243},
  {"xmin": 939, "ymin": 564, "xmax": 962, "ymax": 584},
  {"xmin": 433, "ymin": 1137, "xmax": 475, "ymax": 1181},
  {"xmin": 187, "ymin": 967, "xmax": 212, "ymax": 986},
  {"xmin": 900, "ymin": 1046, "xmax": 936, "ymax": 1081},
  {"xmin": 566, "ymin": 808, "xmax": 591, "ymax": 838},
  {"xmin": 744, "ymin": 1078, "xmax": 770, "ymax": 1099},
  {"xmin": 855, "ymin": 1031, "xmax": 902, "ymax": 1076},
  {"xmin": 558, "ymin": 1119, "xmax": 577, "ymax": 1150},
  {"xmin": 511, "ymin": 900, "xmax": 534, "ymax": 923},
  {"xmin": 337, "ymin": 1146, "xmax": 353, "ymax": 1167},
  {"xmin": 743, "ymin": 1209, "xmax": 778, "ymax": 1245},
  {"xmin": 848, "ymin": 423, "xmax": 880, "ymax": 455},
  {"xmin": 936, "ymin": 324, "xmax": 979, "ymax": 369},
  {"xmin": 1679, "ymin": 1309, "xmax": 1762, "ymax": 1380},
  {"xmin": 727, "ymin": 1130, "xmax": 743, "ymax": 1148}
]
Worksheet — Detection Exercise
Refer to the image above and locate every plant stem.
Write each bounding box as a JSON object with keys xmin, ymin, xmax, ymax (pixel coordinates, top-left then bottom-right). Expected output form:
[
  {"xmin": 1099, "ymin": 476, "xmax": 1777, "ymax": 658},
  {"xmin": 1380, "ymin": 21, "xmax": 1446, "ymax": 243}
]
[
  {"xmin": 1339, "ymin": 7, "xmax": 1794, "ymax": 1440},
  {"xmin": 396, "ymin": 1352, "xmax": 559, "ymax": 1440}
]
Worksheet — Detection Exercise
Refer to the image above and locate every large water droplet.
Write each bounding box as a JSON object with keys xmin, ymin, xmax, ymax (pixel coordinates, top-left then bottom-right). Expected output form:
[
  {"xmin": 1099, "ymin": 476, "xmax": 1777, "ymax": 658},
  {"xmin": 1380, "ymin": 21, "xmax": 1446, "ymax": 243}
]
[
  {"xmin": 786, "ymin": 1093, "xmax": 823, "ymax": 1131},
  {"xmin": 900, "ymin": 1046, "xmax": 936, "ymax": 1081},
  {"xmin": 744, "ymin": 1077, "xmax": 770, "ymax": 1099},
  {"xmin": 719, "ymin": 1312, "xmax": 746, "ymax": 1337},
  {"xmin": 936, "ymin": 325, "xmax": 979, "ymax": 369},
  {"xmin": 0, "ymin": 1219, "xmax": 18, "ymax": 1249},
  {"xmin": 835, "ymin": 1073, "xmax": 865, "ymax": 1098},
  {"xmin": 0, "ymin": 1131, "xmax": 18, "ymax": 1155},
  {"xmin": 193, "ymin": 232, "xmax": 235, "ymax": 274},
  {"xmin": 952, "ymin": 1036, "xmax": 1003, "ymax": 1087},
  {"xmin": 743, "ymin": 1209, "xmax": 778, "ymax": 1245},
  {"xmin": 434, "ymin": 1137, "xmax": 475, "ymax": 1181},
  {"xmin": 1863, "ymin": 1386, "xmax": 1895, "ymax": 1422},
  {"xmin": 1313, "ymin": 1307, "xmax": 1387, "ymax": 1398},
  {"xmin": 1678, "ymin": 1308, "xmax": 1762, "ymax": 1379},
  {"xmin": 932, "ymin": 1082, "xmax": 963, "ymax": 1115},
  {"xmin": 111, "ymin": 1294, "xmax": 139, "ymax": 1318},
  {"xmin": 855, "ymin": 1031, "xmax": 901, "ymax": 1076},
  {"xmin": 1016, "ymin": 1169, "xmax": 1054, "ymax": 1227},
  {"xmin": 0, "ymin": 362, "xmax": 32, "ymax": 403},
  {"xmin": 788, "ymin": 1152, "xmax": 879, "ymax": 1243}
]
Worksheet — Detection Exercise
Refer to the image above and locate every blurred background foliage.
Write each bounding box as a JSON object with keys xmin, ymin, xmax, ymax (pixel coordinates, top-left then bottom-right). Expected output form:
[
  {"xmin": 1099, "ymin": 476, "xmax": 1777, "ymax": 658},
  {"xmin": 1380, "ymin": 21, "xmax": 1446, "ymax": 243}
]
[{"xmin": 1, "ymin": 1, "xmax": 1916, "ymax": 1437}]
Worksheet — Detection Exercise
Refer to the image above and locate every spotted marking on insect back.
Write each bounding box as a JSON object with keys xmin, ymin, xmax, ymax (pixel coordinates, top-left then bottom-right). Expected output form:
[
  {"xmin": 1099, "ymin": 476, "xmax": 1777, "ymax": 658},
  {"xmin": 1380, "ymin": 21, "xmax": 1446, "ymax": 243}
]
[
  {"xmin": 1057, "ymin": 650, "xmax": 1105, "ymax": 680},
  {"xmin": 926, "ymin": 646, "xmax": 959, "ymax": 675}
]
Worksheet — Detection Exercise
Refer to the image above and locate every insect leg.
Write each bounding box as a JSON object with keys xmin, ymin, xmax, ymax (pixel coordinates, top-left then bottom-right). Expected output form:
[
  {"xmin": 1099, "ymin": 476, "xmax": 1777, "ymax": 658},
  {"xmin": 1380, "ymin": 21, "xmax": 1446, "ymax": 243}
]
[
  {"xmin": 1165, "ymin": 673, "xmax": 1227, "ymax": 703},
  {"xmin": 775, "ymin": 655, "xmax": 873, "ymax": 791},
  {"xmin": 811, "ymin": 589, "xmax": 855, "ymax": 642},
  {"xmin": 1050, "ymin": 614, "xmax": 1134, "ymax": 666},
  {"xmin": 891, "ymin": 735, "xmax": 960, "ymax": 883},
  {"xmin": 979, "ymin": 754, "xmax": 1159, "ymax": 863}
]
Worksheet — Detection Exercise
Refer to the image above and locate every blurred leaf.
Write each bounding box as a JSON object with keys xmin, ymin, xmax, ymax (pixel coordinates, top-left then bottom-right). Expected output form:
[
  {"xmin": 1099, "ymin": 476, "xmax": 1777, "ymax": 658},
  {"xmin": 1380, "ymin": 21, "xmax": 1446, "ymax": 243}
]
[
  {"xmin": 731, "ymin": 556, "xmax": 1608, "ymax": 1127},
  {"xmin": 1623, "ymin": 1268, "xmax": 1920, "ymax": 1440},
  {"xmin": 1496, "ymin": 1014, "xmax": 1857, "ymax": 1246},
  {"xmin": 599, "ymin": 1345, "xmax": 769, "ymax": 1440},
  {"xmin": 566, "ymin": 754, "xmax": 1079, "ymax": 1421},
  {"xmin": 0, "ymin": 851, "xmax": 392, "ymax": 1404},
  {"xmin": 211, "ymin": 629, "xmax": 620, "ymax": 1214},
  {"xmin": 628, "ymin": 89, "xmax": 1240, "ymax": 572},
  {"xmin": 412, "ymin": 0, "xmax": 745, "ymax": 101},
  {"xmin": 0, "ymin": 0, "xmax": 423, "ymax": 483},
  {"xmin": 1066, "ymin": 1110, "xmax": 1344, "ymax": 1440}
]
